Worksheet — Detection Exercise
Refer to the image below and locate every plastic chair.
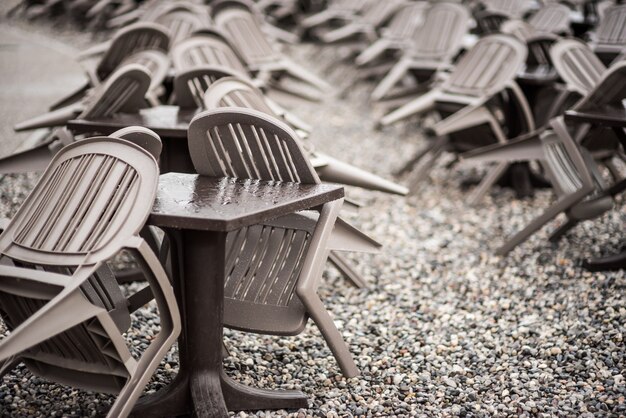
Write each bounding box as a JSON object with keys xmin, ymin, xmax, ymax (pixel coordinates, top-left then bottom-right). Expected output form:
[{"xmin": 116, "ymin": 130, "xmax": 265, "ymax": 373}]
[
  {"xmin": 355, "ymin": 1, "xmax": 430, "ymax": 67},
  {"xmin": 462, "ymin": 61, "xmax": 626, "ymax": 253},
  {"xmin": 0, "ymin": 135, "xmax": 180, "ymax": 418},
  {"xmin": 213, "ymin": 0, "xmax": 333, "ymax": 98},
  {"xmin": 188, "ymin": 107, "xmax": 363, "ymax": 377},
  {"xmin": 14, "ymin": 64, "xmax": 151, "ymax": 132},
  {"xmin": 202, "ymin": 76, "xmax": 391, "ymax": 289},
  {"xmin": 317, "ymin": 0, "xmax": 408, "ymax": 45},
  {"xmin": 379, "ymin": 34, "xmax": 533, "ymax": 200},
  {"xmin": 370, "ymin": 2, "xmax": 470, "ymax": 101}
]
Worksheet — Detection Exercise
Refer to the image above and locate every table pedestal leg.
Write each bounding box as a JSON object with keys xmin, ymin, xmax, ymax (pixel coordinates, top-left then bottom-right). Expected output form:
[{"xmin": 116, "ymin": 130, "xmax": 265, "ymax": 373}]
[{"xmin": 131, "ymin": 229, "xmax": 307, "ymax": 417}]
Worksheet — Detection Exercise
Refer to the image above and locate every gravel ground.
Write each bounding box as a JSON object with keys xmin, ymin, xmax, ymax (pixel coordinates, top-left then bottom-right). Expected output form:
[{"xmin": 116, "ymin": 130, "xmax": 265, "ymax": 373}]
[{"xmin": 0, "ymin": 9, "xmax": 625, "ymax": 418}]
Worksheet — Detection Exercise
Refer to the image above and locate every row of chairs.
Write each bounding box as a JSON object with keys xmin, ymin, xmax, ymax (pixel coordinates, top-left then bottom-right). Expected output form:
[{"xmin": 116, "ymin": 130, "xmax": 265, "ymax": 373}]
[{"xmin": 305, "ymin": 0, "xmax": 625, "ymax": 256}]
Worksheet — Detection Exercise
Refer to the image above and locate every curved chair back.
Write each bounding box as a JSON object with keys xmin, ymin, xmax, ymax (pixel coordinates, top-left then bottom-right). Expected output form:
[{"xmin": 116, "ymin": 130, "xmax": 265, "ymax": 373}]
[
  {"xmin": 594, "ymin": 4, "xmax": 626, "ymax": 46},
  {"xmin": 96, "ymin": 22, "xmax": 170, "ymax": 80},
  {"xmin": 500, "ymin": 19, "xmax": 535, "ymax": 41},
  {"xmin": 528, "ymin": 3, "xmax": 571, "ymax": 34},
  {"xmin": 81, "ymin": 65, "xmax": 151, "ymax": 119},
  {"xmin": 411, "ymin": 2, "xmax": 470, "ymax": 59},
  {"xmin": 383, "ymin": 1, "xmax": 429, "ymax": 41},
  {"xmin": 188, "ymin": 107, "xmax": 319, "ymax": 183},
  {"xmin": 444, "ymin": 34, "xmax": 527, "ymax": 97},
  {"xmin": 171, "ymin": 31, "xmax": 249, "ymax": 75},
  {"xmin": 213, "ymin": 5, "xmax": 281, "ymax": 67},
  {"xmin": 0, "ymin": 138, "xmax": 158, "ymax": 265},
  {"xmin": 154, "ymin": 10, "xmax": 207, "ymax": 45},
  {"xmin": 551, "ymin": 38, "xmax": 606, "ymax": 96}
]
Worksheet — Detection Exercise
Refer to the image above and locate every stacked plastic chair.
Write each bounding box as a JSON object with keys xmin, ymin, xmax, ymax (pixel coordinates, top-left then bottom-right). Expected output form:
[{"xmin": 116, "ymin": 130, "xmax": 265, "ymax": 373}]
[{"xmin": 0, "ymin": 131, "xmax": 180, "ymax": 417}]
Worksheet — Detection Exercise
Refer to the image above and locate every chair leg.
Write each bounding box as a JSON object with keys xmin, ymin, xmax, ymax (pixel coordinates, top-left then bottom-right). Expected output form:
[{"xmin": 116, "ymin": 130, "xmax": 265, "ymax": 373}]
[
  {"xmin": 0, "ymin": 356, "xmax": 21, "ymax": 379},
  {"xmin": 468, "ymin": 162, "xmax": 509, "ymax": 205},
  {"xmin": 299, "ymin": 292, "xmax": 359, "ymax": 378},
  {"xmin": 548, "ymin": 217, "xmax": 578, "ymax": 243},
  {"xmin": 328, "ymin": 251, "xmax": 367, "ymax": 289},
  {"xmin": 355, "ymin": 39, "xmax": 392, "ymax": 67},
  {"xmin": 370, "ymin": 58, "xmax": 411, "ymax": 101}
]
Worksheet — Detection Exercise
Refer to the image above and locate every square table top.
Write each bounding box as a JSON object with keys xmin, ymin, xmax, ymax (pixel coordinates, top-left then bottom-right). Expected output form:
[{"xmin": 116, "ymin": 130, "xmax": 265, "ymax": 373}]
[
  {"xmin": 67, "ymin": 106, "xmax": 197, "ymax": 138},
  {"xmin": 149, "ymin": 173, "xmax": 344, "ymax": 232}
]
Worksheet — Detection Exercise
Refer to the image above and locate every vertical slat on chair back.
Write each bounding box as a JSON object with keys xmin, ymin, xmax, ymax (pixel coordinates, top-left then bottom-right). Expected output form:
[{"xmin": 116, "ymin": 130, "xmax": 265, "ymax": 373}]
[
  {"xmin": 551, "ymin": 39, "xmax": 606, "ymax": 96},
  {"xmin": 385, "ymin": 2, "xmax": 428, "ymax": 40},
  {"xmin": 444, "ymin": 34, "xmax": 526, "ymax": 97},
  {"xmin": 81, "ymin": 65, "xmax": 151, "ymax": 119},
  {"xmin": 596, "ymin": 5, "xmax": 626, "ymax": 45},
  {"xmin": 188, "ymin": 108, "xmax": 319, "ymax": 184},
  {"xmin": 528, "ymin": 3, "xmax": 570, "ymax": 34},
  {"xmin": 97, "ymin": 23, "xmax": 170, "ymax": 80},
  {"xmin": 412, "ymin": 3, "xmax": 469, "ymax": 58},
  {"xmin": 1, "ymin": 138, "xmax": 158, "ymax": 266},
  {"xmin": 543, "ymin": 135, "xmax": 584, "ymax": 195},
  {"xmin": 171, "ymin": 34, "xmax": 248, "ymax": 74},
  {"xmin": 214, "ymin": 8, "xmax": 279, "ymax": 66}
]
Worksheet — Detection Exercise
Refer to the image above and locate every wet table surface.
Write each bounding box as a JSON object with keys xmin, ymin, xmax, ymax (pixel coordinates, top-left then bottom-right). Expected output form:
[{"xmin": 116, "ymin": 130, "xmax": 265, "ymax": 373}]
[
  {"xmin": 150, "ymin": 173, "xmax": 345, "ymax": 231},
  {"xmin": 134, "ymin": 173, "xmax": 344, "ymax": 417},
  {"xmin": 67, "ymin": 105, "xmax": 197, "ymax": 139}
]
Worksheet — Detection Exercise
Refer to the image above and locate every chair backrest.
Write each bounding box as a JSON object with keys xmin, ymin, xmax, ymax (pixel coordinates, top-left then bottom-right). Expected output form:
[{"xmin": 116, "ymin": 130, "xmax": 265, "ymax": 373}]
[
  {"xmin": 187, "ymin": 108, "xmax": 319, "ymax": 183},
  {"xmin": 595, "ymin": 4, "xmax": 626, "ymax": 46},
  {"xmin": 550, "ymin": 38, "xmax": 607, "ymax": 96},
  {"xmin": 480, "ymin": 0, "xmax": 531, "ymax": 18},
  {"xmin": 170, "ymin": 31, "xmax": 249, "ymax": 75},
  {"xmin": 443, "ymin": 34, "xmax": 527, "ymax": 97},
  {"xmin": 118, "ymin": 49, "xmax": 170, "ymax": 92},
  {"xmin": 203, "ymin": 76, "xmax": 275, "ymax": 114},
  {"xmin": 213, "ymin": 5, "xmax": 281, "ymax": 66},
  {"xmin": 383, "ymin": 1, "xmax": 429, "ymax": 40},
  {"xmin": 154, "ymin": 10, "xmax": 207, "ymax": 46},
  {"xmin": 96, "ymin": 22, "xmax": 171, "ymax": 81},
  {"xmin": 80, "ymin": 65, "xmax": 151, "ymax": 119},
  {"xmin": 174, "ymin": 66, "xmax": 243, "ymax": 108},
  {"xmin": 0, "ymin": 137, "xmax": 159, "ymax": 268},
  {"xmin": 528, "ymin": 3, "xmax": 571, "ymax": 34},
  {"xmin": 0, "ymin": 136, "xmax": 160, "ymax": 393},
  {"xmin": 410, "ymin": 2, "xmax": 470, "ymax": 59}
]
